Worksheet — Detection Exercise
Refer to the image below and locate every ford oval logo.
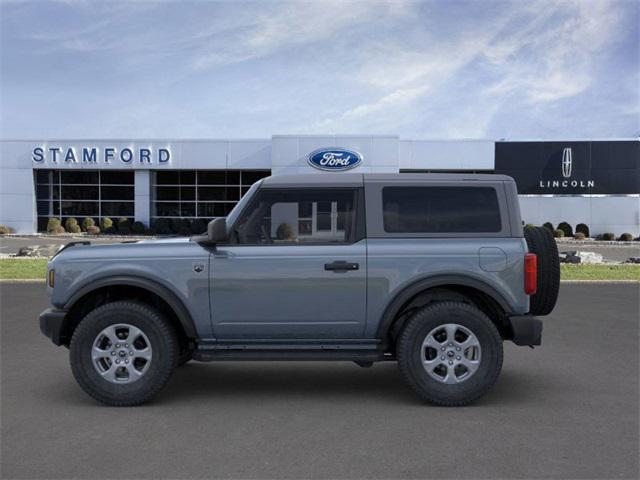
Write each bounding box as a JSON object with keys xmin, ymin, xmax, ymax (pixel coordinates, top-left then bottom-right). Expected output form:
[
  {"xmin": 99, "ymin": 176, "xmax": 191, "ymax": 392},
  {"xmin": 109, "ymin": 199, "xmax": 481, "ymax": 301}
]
[{"xmin": 307, "ymin": 148, "xmax": 362, "ymax": 171}]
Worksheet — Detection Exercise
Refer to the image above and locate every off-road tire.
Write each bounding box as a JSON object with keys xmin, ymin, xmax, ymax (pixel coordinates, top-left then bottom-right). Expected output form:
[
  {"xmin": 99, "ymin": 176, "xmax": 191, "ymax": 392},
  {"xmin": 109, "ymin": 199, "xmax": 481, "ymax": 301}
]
[
  {"xmin": 69, "ymin": 301, "xmax": 178, "ymax": 406},
  {"xmin": 397, "ymin": 302, "xmax": 503, "ymax": 406},
  {"xmin": 524, "ymin": 226, "xmax": 560, "ymax": 315}
]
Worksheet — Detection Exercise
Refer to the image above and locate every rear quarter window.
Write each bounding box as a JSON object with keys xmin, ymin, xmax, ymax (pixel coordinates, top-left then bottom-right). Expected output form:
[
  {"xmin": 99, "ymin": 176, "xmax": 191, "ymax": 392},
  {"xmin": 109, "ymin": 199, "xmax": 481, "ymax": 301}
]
[{"xmin": 382, "ymin": 186, "xmax": 502, "ymax": 233}]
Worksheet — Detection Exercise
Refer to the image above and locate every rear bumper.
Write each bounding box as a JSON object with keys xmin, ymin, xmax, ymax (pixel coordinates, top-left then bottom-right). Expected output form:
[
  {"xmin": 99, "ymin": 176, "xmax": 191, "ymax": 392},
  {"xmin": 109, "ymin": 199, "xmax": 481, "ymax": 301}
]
[
  {"xmin": 509, "ymin": 315, "xmax": 542, "ymax": 346},
  {"xmin": 39, "ymin": 308, "xmax": 68, "ymax": 346}
]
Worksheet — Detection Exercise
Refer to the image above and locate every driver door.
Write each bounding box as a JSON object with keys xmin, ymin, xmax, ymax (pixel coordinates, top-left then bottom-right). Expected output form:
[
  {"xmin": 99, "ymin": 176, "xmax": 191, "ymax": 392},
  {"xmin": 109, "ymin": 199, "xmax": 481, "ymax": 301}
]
[{"xmin": 210, "ymin": 187, "xmax": 367, "ymax": 339}]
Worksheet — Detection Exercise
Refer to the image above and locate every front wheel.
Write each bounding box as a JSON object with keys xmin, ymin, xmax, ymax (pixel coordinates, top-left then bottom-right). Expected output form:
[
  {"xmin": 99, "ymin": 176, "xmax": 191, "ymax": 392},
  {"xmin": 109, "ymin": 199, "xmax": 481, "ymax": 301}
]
[
  {"xmin": 69, "ymin": 301, "xmax": 178, "ymax": 406},
  {"xmin": 397, "ymin": 301, "xmax": 503, "ymax": 406}
]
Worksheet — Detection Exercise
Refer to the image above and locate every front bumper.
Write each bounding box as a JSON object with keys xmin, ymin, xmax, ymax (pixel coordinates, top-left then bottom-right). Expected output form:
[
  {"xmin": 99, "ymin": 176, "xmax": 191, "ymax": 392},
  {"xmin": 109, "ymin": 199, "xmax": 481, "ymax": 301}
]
[
  {"xmin": 509, "ymin": 315, "xmax": 543, "ymax": 346},
  {"xmin": 39, "ymin": 308, "xmax": 68, "ymax": 346}
]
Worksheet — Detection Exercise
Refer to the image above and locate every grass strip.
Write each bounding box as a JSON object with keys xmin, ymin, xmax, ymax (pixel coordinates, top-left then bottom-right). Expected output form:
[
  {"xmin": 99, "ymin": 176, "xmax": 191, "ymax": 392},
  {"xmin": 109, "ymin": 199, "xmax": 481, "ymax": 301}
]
[
  {"xmin": 0, "ymin": 258, "xmax": 48, "ymax": 280},
  {"xmin": 560, "ymin": 264, "xmax": 639, "ymax": 281}
]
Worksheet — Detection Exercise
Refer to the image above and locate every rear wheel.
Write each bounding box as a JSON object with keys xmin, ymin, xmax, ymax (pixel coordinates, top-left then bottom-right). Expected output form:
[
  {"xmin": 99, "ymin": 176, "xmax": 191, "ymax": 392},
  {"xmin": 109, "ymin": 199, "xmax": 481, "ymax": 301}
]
[
  {"xmin": 397, "ymin": 302, "xmax": 503, "ymax": 406},
  {"xmin": 524, "ymin": 226, "xmax": 560, "ymax": 315},
  {"xmin": 69, "ymin": 301, "xmax": 178, "ymax": 406}
]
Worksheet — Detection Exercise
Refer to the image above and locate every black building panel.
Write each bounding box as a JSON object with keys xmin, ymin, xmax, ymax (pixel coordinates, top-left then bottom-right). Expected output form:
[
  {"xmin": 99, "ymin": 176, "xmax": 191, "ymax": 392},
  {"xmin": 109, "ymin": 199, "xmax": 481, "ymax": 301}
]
[{"xmin": 495, "ymin": 140, "xmax": 639, "ymax": 195}]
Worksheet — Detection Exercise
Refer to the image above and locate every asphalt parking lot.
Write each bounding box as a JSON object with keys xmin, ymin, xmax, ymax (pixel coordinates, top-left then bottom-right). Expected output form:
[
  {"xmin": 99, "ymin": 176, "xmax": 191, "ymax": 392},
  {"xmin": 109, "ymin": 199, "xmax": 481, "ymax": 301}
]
[{"xmin": 1, "ymin": 283, "xmax": 638, "ymax": 479}]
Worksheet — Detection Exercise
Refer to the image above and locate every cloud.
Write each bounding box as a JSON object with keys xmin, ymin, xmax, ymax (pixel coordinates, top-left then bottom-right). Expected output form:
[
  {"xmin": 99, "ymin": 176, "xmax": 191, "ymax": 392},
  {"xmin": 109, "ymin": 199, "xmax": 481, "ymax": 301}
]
[
  {"xmin": 191, "ymin": 1, "xmax": 412, "ymax": 70},
  {"xmin": 315, "ymin": 0, "xmax": 632, "ymax": 136},
  {"xmin": 482, "ymin": 0, "xmax": 622, "ymax": 102},
  {"xmin": 0, "ymin": 0, "xmax": 637, "ymax": 139},
  {"xmin": 311, "ymin": 85, "xmax": 429, "ymax": 131}
]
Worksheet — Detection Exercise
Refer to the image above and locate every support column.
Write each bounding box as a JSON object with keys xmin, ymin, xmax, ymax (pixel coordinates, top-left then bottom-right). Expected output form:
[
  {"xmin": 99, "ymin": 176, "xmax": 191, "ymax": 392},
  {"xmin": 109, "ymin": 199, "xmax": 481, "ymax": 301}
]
[{"xmin": 134, "ymin": 170, "xmax": 151, "ymax": 227}]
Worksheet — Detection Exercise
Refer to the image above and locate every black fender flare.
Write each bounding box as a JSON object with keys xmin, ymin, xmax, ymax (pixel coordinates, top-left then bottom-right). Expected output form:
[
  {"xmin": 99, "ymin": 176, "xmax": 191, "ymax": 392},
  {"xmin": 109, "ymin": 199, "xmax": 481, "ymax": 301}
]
[
  {"xmin": 375, "ymin": 274, "xmax": 512, "ymax": 340},
  {"xmin": 64, "ymin": 275, "xmax": 197, "ymax": 339}
]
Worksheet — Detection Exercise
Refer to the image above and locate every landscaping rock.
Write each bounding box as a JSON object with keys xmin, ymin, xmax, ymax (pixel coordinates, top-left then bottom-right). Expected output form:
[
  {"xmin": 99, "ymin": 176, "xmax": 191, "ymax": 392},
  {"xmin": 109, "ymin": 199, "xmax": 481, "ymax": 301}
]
[
  {"xmin": 575, "ymin": 251, "xmax": 604, "ymax": 264},
  {"xmin": 560, "ymin": 251, "xmax": 604, "ymax": 264},
  {"xmin": 16, "ymin": 244, "xmax": 63, "ymax": 257},
  {"xmin": 17, "ymin": 246, "xmax": 39, "ymax": 257},
  {"xmin": 624, "ymin": 257, "xmax": 640, "ymax": 264},
  {"xmin": 561, "ymin": 251, "xmax": 581, "ymax": 264}
]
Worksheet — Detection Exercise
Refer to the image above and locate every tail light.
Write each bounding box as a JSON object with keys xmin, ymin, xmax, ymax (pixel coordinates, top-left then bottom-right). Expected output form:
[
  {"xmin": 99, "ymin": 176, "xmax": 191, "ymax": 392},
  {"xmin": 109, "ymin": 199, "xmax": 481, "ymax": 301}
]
[{"xmin": 524, "ymin": 253, "xmax": 537, "ymax": 295}]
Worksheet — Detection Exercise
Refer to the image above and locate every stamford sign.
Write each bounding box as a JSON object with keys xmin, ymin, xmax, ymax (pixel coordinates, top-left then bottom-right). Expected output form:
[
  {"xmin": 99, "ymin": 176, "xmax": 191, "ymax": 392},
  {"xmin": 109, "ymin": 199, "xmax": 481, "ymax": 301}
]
[
  {"xmin": 32, "ymin": 146, "xmax": 171, "ymax": 165},
  {"xmin": 308, "ymin": 147, "xmax": 362, "ymax": 171}
]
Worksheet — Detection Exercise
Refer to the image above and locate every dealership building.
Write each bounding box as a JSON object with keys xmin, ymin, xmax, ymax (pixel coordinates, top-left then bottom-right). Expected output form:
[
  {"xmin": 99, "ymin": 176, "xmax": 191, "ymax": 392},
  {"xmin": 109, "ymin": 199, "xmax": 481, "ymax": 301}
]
[{"xmin": 0, "ymin": 136, "xmax": 638, "ymax": 235}]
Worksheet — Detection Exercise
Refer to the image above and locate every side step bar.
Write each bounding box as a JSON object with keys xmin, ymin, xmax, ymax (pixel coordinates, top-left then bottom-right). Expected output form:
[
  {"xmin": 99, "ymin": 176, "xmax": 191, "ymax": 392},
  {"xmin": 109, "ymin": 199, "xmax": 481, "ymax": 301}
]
[{"xmin": 193, "ymin": 349, "xmax": 393, "ymax": 362}]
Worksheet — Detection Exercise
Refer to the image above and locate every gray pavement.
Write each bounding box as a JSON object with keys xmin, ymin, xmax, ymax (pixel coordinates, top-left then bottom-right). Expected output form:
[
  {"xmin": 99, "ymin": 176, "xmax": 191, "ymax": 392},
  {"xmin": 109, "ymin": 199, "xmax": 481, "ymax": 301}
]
[
  {"xmin": 0, "ymin": 235, "xmax": 162, "ymax": 255},
  {"xmin": 1, "ymin": 283, "xmax": 638, "ymax": 479},
  {"xmin": 556, "ymin": 241, "xmax": 640, "ymax": 262}
]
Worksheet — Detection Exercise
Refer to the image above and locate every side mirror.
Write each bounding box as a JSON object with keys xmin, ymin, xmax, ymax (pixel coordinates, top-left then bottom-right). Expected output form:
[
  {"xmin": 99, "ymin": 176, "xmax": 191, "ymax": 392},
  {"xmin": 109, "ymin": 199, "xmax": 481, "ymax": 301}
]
[{"xmin": 207, "ymin": 217, "xmax": 228, "ymax": 244}]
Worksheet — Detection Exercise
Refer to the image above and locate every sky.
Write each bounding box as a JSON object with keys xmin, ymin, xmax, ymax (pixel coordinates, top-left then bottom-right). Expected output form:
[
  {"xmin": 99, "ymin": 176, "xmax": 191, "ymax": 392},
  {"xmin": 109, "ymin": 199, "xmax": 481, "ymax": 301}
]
[{"xmin": 1, "ymin": 0, "xmax": 638, "ymax": 140}]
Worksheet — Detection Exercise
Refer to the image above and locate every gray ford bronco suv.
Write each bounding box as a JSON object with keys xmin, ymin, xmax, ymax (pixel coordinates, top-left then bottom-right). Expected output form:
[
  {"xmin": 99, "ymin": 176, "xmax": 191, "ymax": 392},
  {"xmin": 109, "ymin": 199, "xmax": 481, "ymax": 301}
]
[{"xmin": 40, "ymin": 173, "xmax": 560, "ymax": 406}]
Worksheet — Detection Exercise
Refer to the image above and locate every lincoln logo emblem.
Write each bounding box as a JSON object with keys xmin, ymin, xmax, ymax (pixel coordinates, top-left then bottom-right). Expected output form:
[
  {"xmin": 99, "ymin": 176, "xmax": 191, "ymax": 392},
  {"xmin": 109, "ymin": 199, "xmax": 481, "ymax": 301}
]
[{"xmin": 562, "ymin": 147, "xmax": 572, "ymax": 178}]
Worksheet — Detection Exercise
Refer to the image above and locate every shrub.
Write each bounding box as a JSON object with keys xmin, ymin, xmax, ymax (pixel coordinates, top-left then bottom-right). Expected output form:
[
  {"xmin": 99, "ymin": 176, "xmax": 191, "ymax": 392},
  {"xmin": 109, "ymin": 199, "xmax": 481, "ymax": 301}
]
[
  {"xmin": 131, "ymin": 221, "xmax": 146, "ymax": 235},
  {"xmin": 557, "ymin": 221, "xmax": 573, "ymax": 238},
  {"xmin": 542, "ymin": 222, "xmax": 554, "ymax": 231},
  {"xmin": 153, "ymin": 218, "xmax": 172, "ymax": 235},
  {"xmin": 0, "ymin": 224, "xmax": 13, "ymax": 234},
  {"xmin": 64, "ymin": 218, "xmax": 81, "ymax": 234},
  {"xmin": 101, "ymin": 217, "xmax": 114, "ymax": 233},
  {"xmin": 169, "ymin": 218, "xmax": 183, "ymax": 234},
  {"xmin": 177, "ymin": 219, "xmax": 192, "ymax": 236},
  {"xmin": 573, "ymin": 232, "xmax": 586, "ymax": 240},
  {"xmin": 82, "ymin": 217, "xmax": 95, "ymax": 231},
  {"xmin": 553, "ymin": 229, "xmax": 565, "ymax": 238},
  {"xmin": 575, "ymin": 223, "xmax": 590, "ymax": 237},
  {"xmin": 116, "ymin": 217, "xmax": 131, "ymax": 234},
  {"xmin": 46, "ymin": 218, "xmax": 62, "ymax": 233},
  {"xmin": 524, "ymin": 223, "xmax": 536, "ymax": 229},
  {"xmin": 51, "ymin": 225, "xmax": 66, "ymax": 235},
  {"xmin": 618, "ymin": 233, "xmax": 633, "ymax": 242},
  {"xmin": 86, "ymin": 225, "xmax": 101, "ymax": 235},
  {"xmin": 276, "ymin": 222, "xmax": 295, "ymax": 240},
  {"xmin": 169, "ymin": 218, "xmax": 191, "ymax": 235},
  {"xmin": 598, "ymin": 232, "xmax": 615, "ymax": 241},
  {"xmin": 191, "ymin": 219, "xmax": 207, "ymax": 235}
]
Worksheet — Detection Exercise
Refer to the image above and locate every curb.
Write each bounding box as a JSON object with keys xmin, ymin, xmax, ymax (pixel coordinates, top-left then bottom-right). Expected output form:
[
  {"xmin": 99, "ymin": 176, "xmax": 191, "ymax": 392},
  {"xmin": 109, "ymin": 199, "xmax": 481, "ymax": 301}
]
[
  {"xmin": 560, "ymin": 280, "xmax": 639, "ymax": 284},
  {"xmin": 0, "ymin": 279, "xmax": 45, "ymax": 283}
]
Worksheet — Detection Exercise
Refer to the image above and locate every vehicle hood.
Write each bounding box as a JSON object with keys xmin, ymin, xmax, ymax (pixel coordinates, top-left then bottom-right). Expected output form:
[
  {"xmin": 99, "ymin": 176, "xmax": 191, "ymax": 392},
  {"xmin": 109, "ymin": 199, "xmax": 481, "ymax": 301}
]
[{"xmin": 51, "ymin": 237, "xmax": 198, "ymax": 263}]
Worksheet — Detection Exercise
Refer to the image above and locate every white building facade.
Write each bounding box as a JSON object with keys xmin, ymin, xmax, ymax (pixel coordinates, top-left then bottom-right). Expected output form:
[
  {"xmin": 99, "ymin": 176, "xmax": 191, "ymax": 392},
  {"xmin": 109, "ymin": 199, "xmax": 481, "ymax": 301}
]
[{"xmin": 1, "ymin": 135, "xmax": 638, "ymax": 235}]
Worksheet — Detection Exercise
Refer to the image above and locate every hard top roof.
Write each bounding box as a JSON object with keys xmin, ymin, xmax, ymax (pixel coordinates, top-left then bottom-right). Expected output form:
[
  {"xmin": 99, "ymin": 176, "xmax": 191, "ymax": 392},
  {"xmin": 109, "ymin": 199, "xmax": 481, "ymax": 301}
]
[{"xmin": 260, "ymin": 172, "xmax": 514, "ymax": 187}]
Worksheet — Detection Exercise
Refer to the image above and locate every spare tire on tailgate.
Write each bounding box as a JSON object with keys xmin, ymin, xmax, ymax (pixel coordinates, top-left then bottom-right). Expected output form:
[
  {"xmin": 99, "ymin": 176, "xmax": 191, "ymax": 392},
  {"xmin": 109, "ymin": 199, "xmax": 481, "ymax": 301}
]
[{"xmin": 524, "ymin": 226, "xmax": 560, "ymax": 316}]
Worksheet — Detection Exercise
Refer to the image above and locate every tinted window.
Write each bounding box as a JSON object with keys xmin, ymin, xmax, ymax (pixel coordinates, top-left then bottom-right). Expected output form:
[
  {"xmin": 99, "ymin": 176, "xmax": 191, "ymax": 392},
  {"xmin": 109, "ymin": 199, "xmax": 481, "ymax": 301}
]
[
  {"xmin": 382, "ymin": 186, "xmax": 501, "ymax": 233},
  {"xmin": 100, "ymin": 171, "xmax": 134, "ymax": 185},
  {"xmin": 232, "ymin": 189, "xmax": 359, "ymax": 245}
]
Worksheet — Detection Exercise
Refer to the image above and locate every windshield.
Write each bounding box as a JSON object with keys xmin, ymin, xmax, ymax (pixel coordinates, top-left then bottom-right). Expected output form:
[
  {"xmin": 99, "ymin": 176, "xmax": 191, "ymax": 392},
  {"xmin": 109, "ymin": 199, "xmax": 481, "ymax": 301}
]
[{"xmin": 225, "ymin": 181, "xmax": 262, "ymax": 230}]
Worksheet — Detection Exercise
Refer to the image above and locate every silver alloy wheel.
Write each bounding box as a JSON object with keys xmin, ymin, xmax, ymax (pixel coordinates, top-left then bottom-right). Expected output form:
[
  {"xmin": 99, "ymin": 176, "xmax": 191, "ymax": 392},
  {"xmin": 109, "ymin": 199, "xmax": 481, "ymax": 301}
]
[
  {"xmin": 421, "ymin": 323, "xmax": 481, "ymax": 384},
  {"xmin": 91, "ymin": 323, "xmax": 152, "ymax": 384}
]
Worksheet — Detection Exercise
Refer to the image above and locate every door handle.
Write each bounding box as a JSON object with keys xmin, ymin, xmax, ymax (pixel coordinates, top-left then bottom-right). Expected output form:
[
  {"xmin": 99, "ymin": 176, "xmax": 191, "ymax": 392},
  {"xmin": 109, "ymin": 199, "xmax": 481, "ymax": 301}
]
[{"xmin": 324, "ymin": 261, "xmax": 359, "ymax": 272}]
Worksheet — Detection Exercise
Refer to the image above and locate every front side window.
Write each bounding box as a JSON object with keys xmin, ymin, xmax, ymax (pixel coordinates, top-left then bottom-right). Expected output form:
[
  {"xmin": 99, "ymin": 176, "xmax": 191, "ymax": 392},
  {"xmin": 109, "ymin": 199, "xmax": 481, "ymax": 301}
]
[
  {"xmin": 383, "ymin": 186, "xmax": 502, "ymax": 233},
  {"xmin": 231, "ymin": 189, "xmax": 359, "ymax": 245}
]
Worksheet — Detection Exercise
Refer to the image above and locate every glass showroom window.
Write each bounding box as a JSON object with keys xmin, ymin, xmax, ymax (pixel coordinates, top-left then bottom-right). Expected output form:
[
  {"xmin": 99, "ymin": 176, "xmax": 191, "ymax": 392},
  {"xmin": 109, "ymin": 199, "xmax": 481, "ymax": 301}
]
[
  {"xmin": 35, "ymin": 170, "xmax": 134, "ymax": 231},
  {"xmin": 151, "ymin": 170, "xmax": 270, "ymax": 222}
]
